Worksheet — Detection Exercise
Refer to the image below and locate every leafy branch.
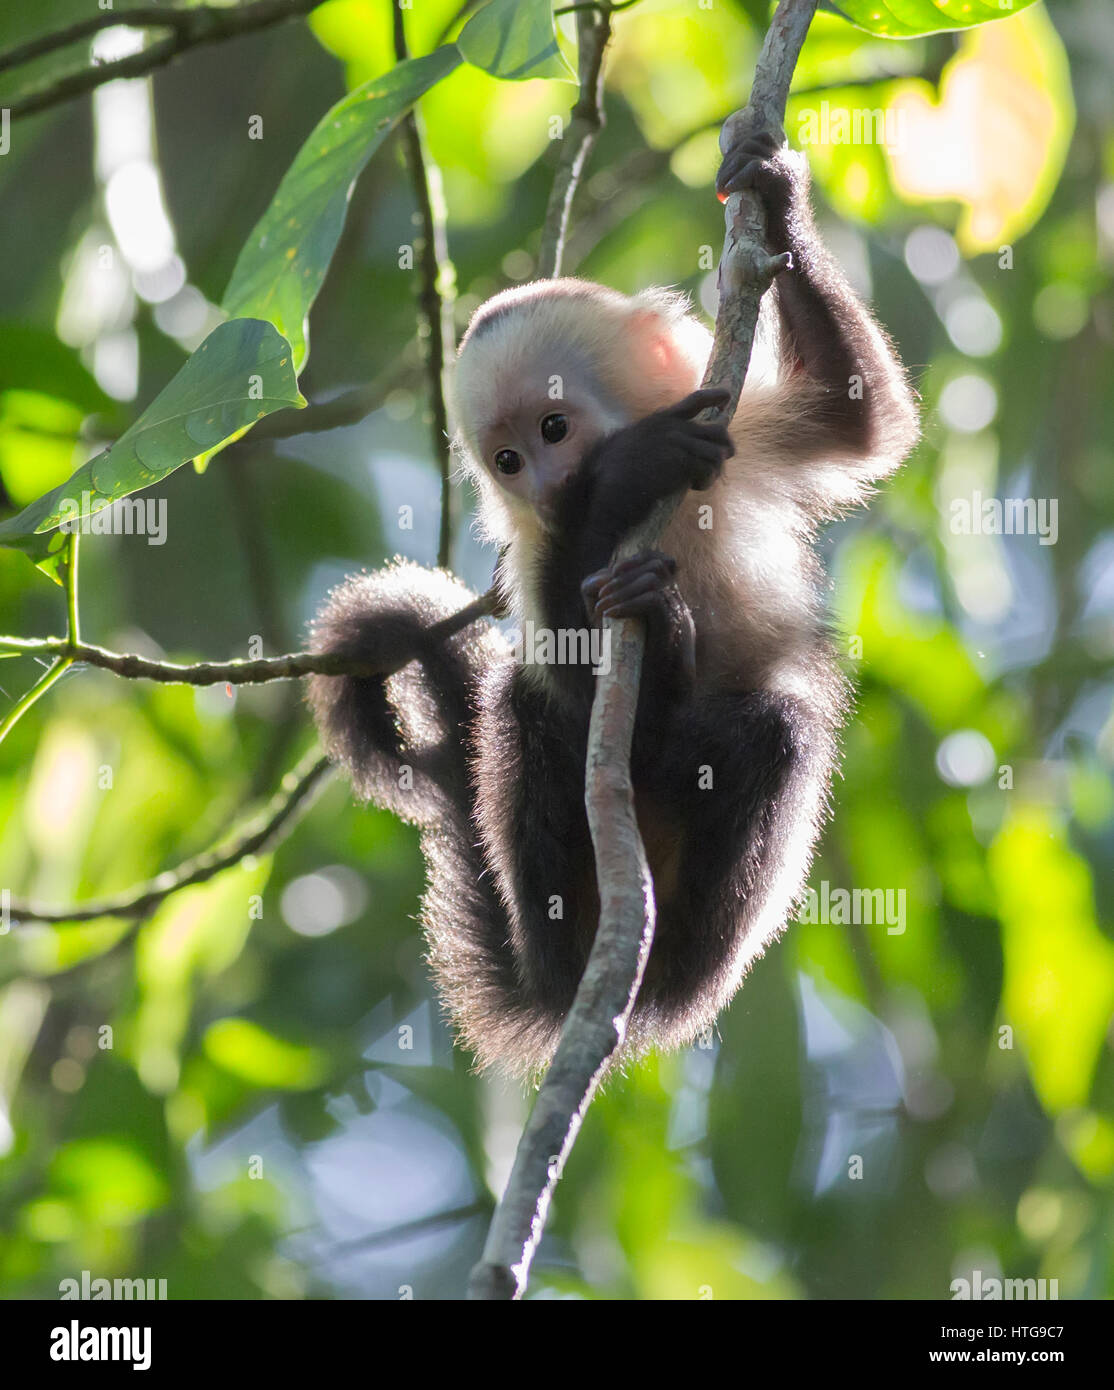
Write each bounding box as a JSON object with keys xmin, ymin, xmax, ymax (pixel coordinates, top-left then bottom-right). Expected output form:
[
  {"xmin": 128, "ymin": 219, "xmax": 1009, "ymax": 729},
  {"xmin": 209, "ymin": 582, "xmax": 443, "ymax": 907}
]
[{"xmin": 0, "ymin": 534, "xmax": 79, "ymax": 744}]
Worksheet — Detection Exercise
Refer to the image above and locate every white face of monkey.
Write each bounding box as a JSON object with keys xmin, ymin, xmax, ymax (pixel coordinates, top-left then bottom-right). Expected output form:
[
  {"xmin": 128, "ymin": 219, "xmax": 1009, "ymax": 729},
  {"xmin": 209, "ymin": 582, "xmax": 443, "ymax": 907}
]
[
  {"xmin": 451, "ymin": 280, "xmax": 711, "ymax": 527},
  {"xmin": 468, "ymin": 357, "xmax": 628, "ymax": 518}
]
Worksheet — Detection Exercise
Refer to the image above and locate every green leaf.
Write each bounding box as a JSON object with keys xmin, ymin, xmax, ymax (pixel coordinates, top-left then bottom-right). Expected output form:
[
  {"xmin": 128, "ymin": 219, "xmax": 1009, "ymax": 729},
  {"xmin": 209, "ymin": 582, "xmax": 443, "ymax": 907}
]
[
  {"xmin": 222, "ymin": 46, "xmax": 462, "ymax": 372},
  {"xmin": 0, "ymin": 319, "xmax": 303, "ymax": 579},
  {"xmin": 829, "ymin": 0, "xmax": 1039, "ymax": 38},
  {"xmin": 458, "ymin": 0, "xmax": 575, "ymax": 82},
  {"xmin": 203, "ymin": 1018, "xmax": 327, "ymax": 1091}
]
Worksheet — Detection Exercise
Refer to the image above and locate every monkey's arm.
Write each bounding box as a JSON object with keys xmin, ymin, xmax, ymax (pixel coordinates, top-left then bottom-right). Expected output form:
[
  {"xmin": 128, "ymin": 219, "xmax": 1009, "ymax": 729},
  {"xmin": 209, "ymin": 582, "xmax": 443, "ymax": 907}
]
[
  {"xmin": 536, "ymin": 388, "xmax": 733, "ymax": 657},
  {"xmin": 718, "ymin": 130, "xmax": 918, "ymax": 476},
  {"xmin": 482, "ymin": 673, "xmax": 596, "ymax": 977}
]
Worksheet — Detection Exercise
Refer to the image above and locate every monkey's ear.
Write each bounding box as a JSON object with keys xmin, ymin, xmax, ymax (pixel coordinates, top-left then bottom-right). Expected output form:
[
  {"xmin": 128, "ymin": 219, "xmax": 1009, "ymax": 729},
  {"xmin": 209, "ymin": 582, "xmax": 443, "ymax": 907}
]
[{"xmin": 623, "ymin": 306, "xmax": 706, "ymax": 409}]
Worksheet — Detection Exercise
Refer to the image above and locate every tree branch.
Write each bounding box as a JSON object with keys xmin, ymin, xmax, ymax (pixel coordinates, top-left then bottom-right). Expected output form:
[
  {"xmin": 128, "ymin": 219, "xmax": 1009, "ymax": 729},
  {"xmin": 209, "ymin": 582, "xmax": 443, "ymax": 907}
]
[
  {"xmin": 468, "ymin": 0, "xmax": 820, "ymax": 1303},
  {"xmin": 0, "ymin": 587, "xmax": 498, "ymax": 692},
  {"xmin": 245, "ymin": 361, "xmax": 411, "ymax": 440},
  {"xmin": 4, "ymin": 747, "xmax": 331, "ymax": 927},
  {"xmin": 392, "ymin": 3, "xmax": 456, "ymax": 569},
  {"xmin": 536, "ymin": 7, "xmax": 612, "ymax": 280},
  {"xmin": 1, "ymin": 0, "xmax": 327, "ymax": 123}
]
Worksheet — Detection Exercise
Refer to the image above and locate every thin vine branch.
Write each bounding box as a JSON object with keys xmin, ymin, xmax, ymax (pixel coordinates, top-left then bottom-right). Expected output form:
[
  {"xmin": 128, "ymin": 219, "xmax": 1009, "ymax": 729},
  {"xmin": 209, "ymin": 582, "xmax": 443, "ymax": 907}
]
[
  {"xmin": 63, "ymin": 531, "xmax": 80, "ymax": 644},
  {"xmin": 392, "ymin": 2, "xmax": 456, "ymax": 569},
  {"xmin": 467, "ymin": 4, "xmax": 614, "ymax": 1302},
  {"xmin": 0, "ymin": 5, "xmax": 214, "ymax": 76},
  {"xmin": 1, "ymin": 0, "xmax": 327, "ymax": 123},
  {"xmin": 0, "ymin": 656, "xmax": 71, "ymax": 746},
  {"xmin": 469, "ymin": 0, "xmax": 821, "ymax": 1303},
  {"xmin": 536, "ymin": 7, "xmax": 612, "ymax": 280},
  {"xmin": 0, "ymin": 587, "xmax": 498, "ymax": 692},
  {"xmin": 4, "ymin": 747, "xmax": 332, "ymax": 927}
]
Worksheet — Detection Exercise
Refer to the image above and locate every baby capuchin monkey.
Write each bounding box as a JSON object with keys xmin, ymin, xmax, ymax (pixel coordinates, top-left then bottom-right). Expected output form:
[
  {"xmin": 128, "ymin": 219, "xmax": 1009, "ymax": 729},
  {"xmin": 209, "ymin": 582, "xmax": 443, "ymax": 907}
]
[{"xmin": 308, "ymin": 128, "xmax": 918, "ymax": 1076}]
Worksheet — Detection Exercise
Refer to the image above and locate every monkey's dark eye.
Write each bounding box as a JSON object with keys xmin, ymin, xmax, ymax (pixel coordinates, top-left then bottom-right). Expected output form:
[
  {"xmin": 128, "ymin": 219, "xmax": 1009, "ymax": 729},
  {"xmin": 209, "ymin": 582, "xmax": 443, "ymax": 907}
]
[
  {"xmin": 540, "ymin": 413, "xmax": 569, "ymax": 444},
  {"xmin": 495, "ymin": 449, "xmax": 523, "ymax": 476}
]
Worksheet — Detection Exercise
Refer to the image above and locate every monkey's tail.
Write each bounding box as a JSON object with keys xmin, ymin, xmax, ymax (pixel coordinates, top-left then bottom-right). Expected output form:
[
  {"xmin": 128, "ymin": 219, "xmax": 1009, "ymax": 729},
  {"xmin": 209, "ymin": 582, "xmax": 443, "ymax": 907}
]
[{"xmin": 306, "ymin": 558, "xmax": 509, "ymax": 827}]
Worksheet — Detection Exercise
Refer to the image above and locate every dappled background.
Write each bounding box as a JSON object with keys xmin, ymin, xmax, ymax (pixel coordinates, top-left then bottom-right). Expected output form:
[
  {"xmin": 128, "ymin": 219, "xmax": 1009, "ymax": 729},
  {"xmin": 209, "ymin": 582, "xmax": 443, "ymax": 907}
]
[{"xmin": 0, "ymin": 0, "xmax": 1111, "ymax": 1299}]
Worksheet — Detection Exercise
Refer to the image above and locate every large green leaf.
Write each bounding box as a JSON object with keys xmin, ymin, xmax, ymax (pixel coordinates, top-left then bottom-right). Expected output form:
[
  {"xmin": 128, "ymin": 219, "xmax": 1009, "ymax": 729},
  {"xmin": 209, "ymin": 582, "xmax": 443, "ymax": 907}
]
[
  {"xmin": 0, "ymin": 318, "xmax": 303, "ymax": 577},
  {"xmin": 458, "ymin": 0, "xmax": 575, "ymax": 82},
  {"xmin": 221, "ymin": 46, "xmax": 462, "ymax": 372},
  {"xmin": 829, "ymin": 0, "xmax": 1039, "ymax": 38}
]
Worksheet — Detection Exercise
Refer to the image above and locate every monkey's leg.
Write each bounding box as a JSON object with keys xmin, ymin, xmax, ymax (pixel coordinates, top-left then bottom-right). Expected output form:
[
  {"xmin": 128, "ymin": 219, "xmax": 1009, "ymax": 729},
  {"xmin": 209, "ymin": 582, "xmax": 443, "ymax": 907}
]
[
  {"xmin": 632, "ymin": 687, "xmax": 825, "ymax": 1033},
  {"xmin": 470, "ymin": 665, "xmax": 601, "ymax": 1058}
]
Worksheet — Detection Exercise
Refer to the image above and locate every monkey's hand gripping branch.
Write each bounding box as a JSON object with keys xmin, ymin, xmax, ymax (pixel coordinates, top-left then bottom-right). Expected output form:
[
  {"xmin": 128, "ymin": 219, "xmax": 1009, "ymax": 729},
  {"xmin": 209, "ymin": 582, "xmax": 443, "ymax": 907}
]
[{"xmin": 468, "ymin": 0, "xmax": 820, "ymax": 1303}]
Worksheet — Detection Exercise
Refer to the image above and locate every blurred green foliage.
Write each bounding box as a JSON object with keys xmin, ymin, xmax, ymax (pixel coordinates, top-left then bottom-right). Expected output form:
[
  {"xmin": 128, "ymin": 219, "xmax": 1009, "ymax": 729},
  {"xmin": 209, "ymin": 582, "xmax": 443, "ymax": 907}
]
[{"xmin": 0, "ymin": 0, "xmax": 1111, "ymax": 1301}]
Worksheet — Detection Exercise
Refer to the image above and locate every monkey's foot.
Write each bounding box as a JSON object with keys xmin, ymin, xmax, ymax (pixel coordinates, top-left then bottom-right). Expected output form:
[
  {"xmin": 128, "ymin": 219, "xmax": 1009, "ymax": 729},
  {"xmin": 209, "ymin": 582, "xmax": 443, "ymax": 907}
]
[{"xmin": 581, "ymin": 550, "xmax": 678, "ymax": 624}]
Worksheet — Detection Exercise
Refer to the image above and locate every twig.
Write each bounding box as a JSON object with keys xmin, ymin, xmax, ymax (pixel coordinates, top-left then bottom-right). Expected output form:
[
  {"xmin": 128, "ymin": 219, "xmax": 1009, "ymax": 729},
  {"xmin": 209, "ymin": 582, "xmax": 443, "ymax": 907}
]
[
  {"xmin": 468, "ymin": 0, "xmax": 820, "ymax": 1303},
  {"xmin": 392, "ymin": 3, "xmax": 456, "ymax": 569},
  {"xmin": 0, "ymin": 657, "xmax": 71, "ymax": 745},
  {"xmin": 2, "ymin": 0, "xmax": 326, "ymax": 122},
  {"xmin": 0, "ymin": 532, "xmax": 79, "ymax": 743},
  {"xmin": 0, "ymin": 588, "xmax": 498, "ymax": 691},
  {"xmin": 536, "ymin": 8, "xmax": 612, "ymax": 279},
  {"xmin": 4, "ymin": 747, "xmax": 332, "ymax": 926},
  {"xmin": 0, "ymin": 5, "xmax": 196, "ymax": 75}
]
